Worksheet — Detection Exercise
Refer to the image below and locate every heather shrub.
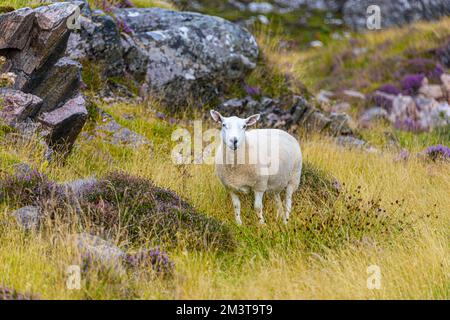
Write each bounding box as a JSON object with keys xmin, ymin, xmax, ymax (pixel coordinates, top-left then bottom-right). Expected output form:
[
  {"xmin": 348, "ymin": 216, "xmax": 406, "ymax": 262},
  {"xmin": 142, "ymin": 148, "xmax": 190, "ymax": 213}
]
[
  {"xmin": 401, "ymin": 74, "xmax": 425, "ymax": 95},
  {"xmin": 124, "ymin": 247, "xmax": 174, "ymax": 277},
  {"xmin": 0, "ymin": 169, "xmax": 57, "ymax": 207},
  {"xmin": 424, "ymin": 144, "xmax": 450, "ymax": 161},
  {"xmin": 401, "ymin": 58, "xmax": 444, "ymax": 83},
  {"xmin": 81, "ymin": 172, "xmax": 236, "ymax": 251},
  {"xmin": 377, "ymin": 83, "xmax": 401, "ymax": 95},
  {"xmin": 0, "ymin": 286, "xmax": 38, "ymax": 300}
]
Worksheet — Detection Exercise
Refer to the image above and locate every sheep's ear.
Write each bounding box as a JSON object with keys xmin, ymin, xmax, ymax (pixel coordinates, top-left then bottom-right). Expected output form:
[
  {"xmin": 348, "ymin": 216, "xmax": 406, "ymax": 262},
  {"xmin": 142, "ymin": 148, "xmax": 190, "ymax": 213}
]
[
  {"xmin": 245, "ymin": 114, "xmax": 260, "ymax": 126},
  {"xmin": 210, "ymin": 110, "xmax": 223, "ymax": 123}
]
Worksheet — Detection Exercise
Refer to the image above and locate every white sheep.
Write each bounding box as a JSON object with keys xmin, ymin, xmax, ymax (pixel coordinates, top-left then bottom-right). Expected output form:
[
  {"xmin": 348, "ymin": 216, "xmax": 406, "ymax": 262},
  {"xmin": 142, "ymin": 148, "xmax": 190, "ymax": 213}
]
[{"xmin": 210, "ymin": 110, "xmax": 302, "ymax": 225}]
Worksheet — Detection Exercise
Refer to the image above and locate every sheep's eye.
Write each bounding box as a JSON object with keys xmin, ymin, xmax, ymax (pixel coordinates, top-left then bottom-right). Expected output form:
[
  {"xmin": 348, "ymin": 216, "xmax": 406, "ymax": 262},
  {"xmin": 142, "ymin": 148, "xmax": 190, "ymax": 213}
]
[
  {"xmin": 222, "ymin": 123, "xmax": 226, "ymax": 128},
  {"xmin": 242, "ymin": 125, "xmax": 247, "ymax": 129}
]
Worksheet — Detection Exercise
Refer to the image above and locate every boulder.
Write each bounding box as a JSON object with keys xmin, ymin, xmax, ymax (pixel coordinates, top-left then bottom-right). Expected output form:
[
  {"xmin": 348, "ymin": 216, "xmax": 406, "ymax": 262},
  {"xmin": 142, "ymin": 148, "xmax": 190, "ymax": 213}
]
[
  {"xmin": 59, "ymin": 177, "xmax": 97, "ymax": 198},
  {"xmin": 440, "ymin": 73, "xmax": 450, "ymax": 99},
  {"xmin": 4, "ymin": 3, "xmax": 81, "ymax": 90},
  {"xmin": 0, "ymin": 8, "xmax": 35, "ymax": 50},
  {"xmin": 29, "ymin": 57, "xmax": 82, "ymax": 112},
  {"xmin": 0, "ymin": 89, "xmax": 42, "ymax": 126},
  {"xmin": 113, "ymin": 8, "xmax": 258, "ymax": 108},
  {"xmin": 37, "ymin": 95, "xmax": 88, "ymax": 152},
  {"xmin": 11, "ymin": 206, "xmax": 41, "ymax": 230},
  {"xmin": 343, "ymin": 0, "xmax": 450, "ymax": 31},
  {"xmin": 73, "ymin": 233, "xmax": 126, "ymax": 269},
  {"xmin": 359, "ymin": 107, "xmax": 389, "ymax": 128}
]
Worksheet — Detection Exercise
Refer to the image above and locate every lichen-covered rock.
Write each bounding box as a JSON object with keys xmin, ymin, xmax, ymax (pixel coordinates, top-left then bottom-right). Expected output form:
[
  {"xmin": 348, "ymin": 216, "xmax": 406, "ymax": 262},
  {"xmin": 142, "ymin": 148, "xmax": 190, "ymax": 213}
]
[
  {"xmin": 113, "ymin": 7, "xmax": 258, "ymax": 108},
  {"xmin": 343, "ymin": 0, "xmax": 450, "ymax": 31}
]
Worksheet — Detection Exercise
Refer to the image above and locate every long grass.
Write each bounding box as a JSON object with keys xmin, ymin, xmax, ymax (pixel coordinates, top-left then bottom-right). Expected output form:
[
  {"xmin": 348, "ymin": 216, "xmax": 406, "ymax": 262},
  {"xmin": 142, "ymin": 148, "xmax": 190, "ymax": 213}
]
[
  {"xmin": 0, "ymin": 100, "xmax": 448, "ymax": 299},
  {"xmin": 0, "ymin": 1, "xmax": 449, "ymax": 300}
]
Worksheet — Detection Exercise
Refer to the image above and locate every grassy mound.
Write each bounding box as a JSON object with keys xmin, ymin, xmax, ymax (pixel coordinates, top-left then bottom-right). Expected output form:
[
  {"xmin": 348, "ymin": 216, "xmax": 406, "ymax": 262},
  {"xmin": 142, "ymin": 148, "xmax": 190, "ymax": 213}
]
[{"xmin": 81, "ymin": 172, "xmax": 236, "ymax": 251}]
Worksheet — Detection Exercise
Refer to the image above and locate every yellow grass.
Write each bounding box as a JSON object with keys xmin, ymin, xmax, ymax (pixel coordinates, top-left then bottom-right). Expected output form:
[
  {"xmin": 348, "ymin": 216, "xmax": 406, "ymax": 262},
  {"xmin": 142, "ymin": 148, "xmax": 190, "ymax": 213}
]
[{"xmin": 0, "ymin": 102, "xmax": 448, "ymax": 299}]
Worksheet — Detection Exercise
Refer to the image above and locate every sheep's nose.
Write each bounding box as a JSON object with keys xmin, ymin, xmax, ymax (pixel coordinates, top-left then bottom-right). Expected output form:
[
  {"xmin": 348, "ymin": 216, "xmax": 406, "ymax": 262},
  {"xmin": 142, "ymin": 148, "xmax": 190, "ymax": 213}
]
[{"xmin": 230, "ymin": 138, "xmax": 238, "ymax": 149}]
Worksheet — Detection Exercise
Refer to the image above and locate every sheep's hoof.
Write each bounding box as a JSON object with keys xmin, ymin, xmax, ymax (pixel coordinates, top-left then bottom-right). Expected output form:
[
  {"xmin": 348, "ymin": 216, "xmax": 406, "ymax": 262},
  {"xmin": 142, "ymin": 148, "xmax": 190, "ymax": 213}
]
[
  {"xmin": 235, "ymin": 218, "xmax": 243, "ymax": 225},
  {"xmin": 259, "ymin": 219, "xmax": 266, "ymax": 226}
]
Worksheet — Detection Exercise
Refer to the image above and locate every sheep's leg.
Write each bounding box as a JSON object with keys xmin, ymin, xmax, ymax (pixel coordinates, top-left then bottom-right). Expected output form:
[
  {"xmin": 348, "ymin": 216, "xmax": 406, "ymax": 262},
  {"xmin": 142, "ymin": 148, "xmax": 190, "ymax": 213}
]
[
  {"xmin": 230, "ymin": 192, "xmax": 242, "ymax": 225},
  {"xmin": 275, "ymin": 193, "xmax": 284, "ymax": 221},
  {"xmin": 284, "ymin": 185, "xmax": 295, "ymax": 224},
  {"xmin": 254, "ymin": 191, "xmax": 265, "ymax": 225}
]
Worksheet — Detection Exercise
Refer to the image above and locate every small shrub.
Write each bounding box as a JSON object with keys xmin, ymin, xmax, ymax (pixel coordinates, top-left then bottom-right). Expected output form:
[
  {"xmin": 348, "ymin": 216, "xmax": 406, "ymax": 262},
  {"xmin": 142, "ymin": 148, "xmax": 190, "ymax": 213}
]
[
  {"xmin": 377, "ymin": 83, "xmax": 401, "ymax": 95},
  {"xmin": 424, "ymin": 144, "xmax": 450, "ymax": 161},
  {"xmin": 0, "ymin": 286, "xmax": 38, "ymax": 300},
  {"xmin": 402, "ymin": 58, "xmax": 444, "ymax": 83},
  {"xmin": 0, "ymin": 170, "xmax": 57, "ymax": 207},
  {"xmin": 124, "ymin": 247, "xmax": 174, "ymax": 276},
  {"xmin": 81, "ymin": 172, "xmax": 236, "ymax": 251},
  {"xmin": 401, "ymin": 74, "xmax": 425, "ymax": 95}
]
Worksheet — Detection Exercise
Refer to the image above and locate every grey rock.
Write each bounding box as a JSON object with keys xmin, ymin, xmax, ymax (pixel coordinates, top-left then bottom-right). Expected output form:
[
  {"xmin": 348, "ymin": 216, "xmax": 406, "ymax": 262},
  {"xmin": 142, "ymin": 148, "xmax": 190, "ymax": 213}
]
[
  {"xmin": 328, "ymin": 112, "xmax": 353, "ymax": 135},
  {"xmin": 94, "ymin": 111, "xmax": 150, "ymax": 148},
  {"xmin": 38, "ymin": 94, "xmax": 88, "ymax": 153},
  {"xmin": 248, "ymin": 2, "xmax": 274, "ymax": 14},
  {"xmin": 359, "ymin": 107, "xmax": 389, "ymax": 128},
  {"xmin": 73, "ymin": 233, "xmax": 126, "ymax": 268},
  {"xmin": 60, "ymin": 177, "xmax": 97, "ymax": 198},
  {"xmin": 0, "ymin": 89, "xmax": 42, "ymax": 126},
  {"xmin": 342, "ymin": 89, "xmax": 365, "ymax": 100},
  {"xmin": 343, "ymin": 0, "xmax": 450, "ymax": 31},
  {"xmin": 11, "ymin": 206, "xmax": 41, "ymax": 230},
  {"xmin": 29, "ymin": 57, "xmax": 82, "ymax": 113},
  {"xmin": 336, "ymin": 135, "xmax": 377, "ymax": 153},
  {"xmin": 113, "ymin": 8, "xmax": 258, "ymax": 108}
]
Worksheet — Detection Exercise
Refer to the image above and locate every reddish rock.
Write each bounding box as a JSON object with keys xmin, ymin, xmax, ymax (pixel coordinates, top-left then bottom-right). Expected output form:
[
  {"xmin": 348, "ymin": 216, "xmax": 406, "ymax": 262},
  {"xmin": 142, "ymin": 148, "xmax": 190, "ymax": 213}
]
[{"xmin": 0, "ymin": 89, "xmax": 42, "ymax": 126}]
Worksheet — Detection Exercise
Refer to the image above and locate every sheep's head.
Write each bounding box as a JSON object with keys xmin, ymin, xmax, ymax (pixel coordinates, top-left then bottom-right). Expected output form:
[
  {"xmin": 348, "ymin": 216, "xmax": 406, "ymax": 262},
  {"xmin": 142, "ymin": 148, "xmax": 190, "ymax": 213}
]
[{"xmin": 210, "ymin": 110, "xmax": 260, "ymax": 151}]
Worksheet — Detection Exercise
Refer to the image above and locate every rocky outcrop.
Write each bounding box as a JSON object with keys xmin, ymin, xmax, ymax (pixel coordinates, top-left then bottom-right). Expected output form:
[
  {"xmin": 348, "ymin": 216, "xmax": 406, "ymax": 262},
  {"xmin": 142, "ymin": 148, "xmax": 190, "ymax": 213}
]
[
  {"xmin": 215, "ymin": 95, "xmax": 354, "ymax": 137},
  {"xmin": 66, "ymin": 5, "xmax": 259, "ymax": 109},
  {"xmin": 0, "ymin": 3, "xmax": 87, "ymax": 153},
  {"xmin": 366, "ymin": 74, "xmax": 450, "ymax": 131},
  {"xmin": 343, "ymin": 0, "xmax": 450, "ymax": 31}
]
